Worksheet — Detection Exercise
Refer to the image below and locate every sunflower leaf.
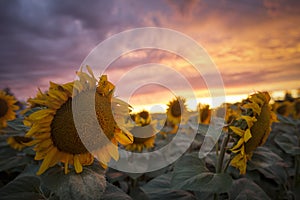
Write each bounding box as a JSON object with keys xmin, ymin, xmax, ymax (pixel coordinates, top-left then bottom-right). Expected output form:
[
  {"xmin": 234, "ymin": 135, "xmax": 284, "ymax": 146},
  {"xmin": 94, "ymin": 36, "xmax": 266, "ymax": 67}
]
[
  {"xmin": 247, "ymin": 147, "xmax": 285, "ymax": 170},
  {"xmin": 41, "ymin": 166, "xmax": 107, "ymax": 200},
  {"xmin": 274, "ymin": 133, "xmax": 300, "ymax": 156},
  {"xmin": 100, "ymin": 183, "xmax": 132, "ymax": 200},
  {"xmin": 141, "ymin": 173, "xmax": 197, "ymax": 200},
  {"xmin": 0, "ymin": 175, "xmax": 44, "ymax": 200},
  {"xmin": 230, "ymin": 178, "xmax": 271, "ymax": 200},
  {"xmin": 171, "ymin": 153, "xmax": 232, "ymax": 193},
  {"xmin": 0, "ymin": 156, "xmax": 31, "ymax": 172}
]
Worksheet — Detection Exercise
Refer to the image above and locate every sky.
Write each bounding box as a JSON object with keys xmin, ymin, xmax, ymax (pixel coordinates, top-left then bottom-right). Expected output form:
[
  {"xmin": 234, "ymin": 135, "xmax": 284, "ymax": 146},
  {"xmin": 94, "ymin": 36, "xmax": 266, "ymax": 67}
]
[{"xmin": 1, "ymin": 0, "xmax": 300, "ymax": 111}]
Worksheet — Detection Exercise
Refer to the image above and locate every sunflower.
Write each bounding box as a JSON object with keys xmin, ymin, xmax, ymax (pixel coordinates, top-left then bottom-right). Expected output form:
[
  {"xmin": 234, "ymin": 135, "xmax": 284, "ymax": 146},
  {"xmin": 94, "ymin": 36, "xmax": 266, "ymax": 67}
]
[
  {"xmin": 229, "ymin": 92, "xmax": 277, "ymax": 174},
  {"xmin": 273, "ymin": 100, "xmax": 293, "ymax": 117},
  {"xmin": 0, "ymin": 90, "xmax": 19, "ymax": 129},
  {"xmin": 125, "ymin": 110, "xmax": 156, "ymax": 152},
  {"xmin": 7, "ymin": 136, "xmax": 32, "ymax": 151},
  {"xmin": 24, "ymin": 66, "xmax": 133, "ymax": 175},
  {"xmin": 197, "ymin": 104, "xmax": 211, "ymax": 124},
  {"xmin": 125, "ymin": 129, "xmax": 156, "ymax": 152},
  {"xmin": 134, "ymin": 110, "xmax": 151, "ymax": 127},
  {"xmin": 166, "ymin": 97, "xmax": 187, "ymax": 125},
  {"xmin": 293, "ymin": 99, "xmax": 300, "ymax": 119}
]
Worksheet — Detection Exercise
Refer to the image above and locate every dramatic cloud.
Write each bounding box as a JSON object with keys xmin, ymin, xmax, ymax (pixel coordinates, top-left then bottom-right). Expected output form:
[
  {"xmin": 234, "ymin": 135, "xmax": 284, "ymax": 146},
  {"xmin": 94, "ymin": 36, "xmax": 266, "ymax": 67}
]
[{"xmin": 0, "ymin": 0, "xmax": 299, "ymax": 108}]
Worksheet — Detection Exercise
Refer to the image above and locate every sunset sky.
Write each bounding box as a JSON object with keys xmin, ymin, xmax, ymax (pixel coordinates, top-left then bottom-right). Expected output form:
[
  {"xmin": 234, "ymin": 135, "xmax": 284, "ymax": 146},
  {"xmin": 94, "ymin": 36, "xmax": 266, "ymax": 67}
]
[{"xmin": 1, "ymin": 0, "xmax": 300, "ymax": 112}]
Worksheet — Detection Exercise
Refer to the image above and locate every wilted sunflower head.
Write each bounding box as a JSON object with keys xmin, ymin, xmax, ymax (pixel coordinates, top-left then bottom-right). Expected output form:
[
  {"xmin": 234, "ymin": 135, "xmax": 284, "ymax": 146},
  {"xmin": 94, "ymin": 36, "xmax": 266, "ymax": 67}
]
[
  {"xmin": 24, "ymin": 66, "xmax": 133, "ymax": 175},
  {"xmin": 197, "ymin": 104, "xmax": 211, "ymax": 124},
  {"xmin": 229, "ymin": 91, "xmax": 277, "ymax": 174},
  {"xmin": 0, "ymin": 90, "xmax": 19, "ymax": 129},
  {"xmin": 166, "ymin": 97, "xmax": 187, "ymax": 125},
  {"xmin": 134, "ymin": 110, "xmax": 151, "ymax": 127}
]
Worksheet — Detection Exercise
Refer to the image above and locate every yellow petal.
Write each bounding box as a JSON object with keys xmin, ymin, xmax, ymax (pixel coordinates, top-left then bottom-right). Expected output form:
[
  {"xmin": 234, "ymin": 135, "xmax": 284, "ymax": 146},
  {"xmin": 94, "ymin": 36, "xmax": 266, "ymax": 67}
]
[
  {"xmin": 243, "ymin": 103, "xmax": 261, "ymax": 115},
  {"xmin": 244, "ymin": 129, "xmax": 252, "ymax": 142},
  {"xmin": 241, "ymin": 116, "xmax": 257, "ymax": 128},
  {"xmin": 115, "ymin": 128, "xmax": 133, "ymax": 145},
  {"xmin": 74, "ymin": 155, "xmax": 83, "ymax": 173},
  {"xmin": 229, "ymin": 126, "xmax": 245, "ymax": 137},
  {"xmin": 29, "ymin": 109, "xmax": 55, "ymax": 121},
  {"xmin": 36, "ymin": 147, "xmax": 58, "ymax": 175},
  {"xmin": 64, "ymin": 159, "xmax": 70, "ymax": 174},
  {"xmin": 231, "ymin": 139, "xmax": 244, "ymax": 152}
]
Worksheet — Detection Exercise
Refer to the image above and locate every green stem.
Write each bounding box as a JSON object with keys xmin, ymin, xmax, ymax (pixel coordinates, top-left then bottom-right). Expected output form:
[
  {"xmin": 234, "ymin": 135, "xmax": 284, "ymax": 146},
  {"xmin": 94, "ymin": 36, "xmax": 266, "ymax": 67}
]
[
  {"xmin": 223, "ymin": 154, "xmax": 234, "ymax": 173},
  {"xmin": 216, "ymin": 133, "xmax": 231, "ymax": 173},
  {"xmin": 294, "ymin": 156, "xmax": 300, "ymax": 188}
]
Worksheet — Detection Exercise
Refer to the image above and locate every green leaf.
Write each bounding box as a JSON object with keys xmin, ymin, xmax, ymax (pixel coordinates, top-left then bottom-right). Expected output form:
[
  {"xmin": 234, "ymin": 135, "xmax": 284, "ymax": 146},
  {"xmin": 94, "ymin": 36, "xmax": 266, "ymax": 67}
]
[
  {"xmin": 141, "ymin": 173, "xmax": 196, "ymax": 200},
  {"xmin": 230, "ymin": 178, "xmax": 271, "ymax": 200},
  {"xmin": 247, "ymin": 147, "xmax": 285, "ymax": 170},
  {"xmin": 41, "ymin": 166, "xmax": 107, "ymax": 200},
  {"xmin": 248, "ymin": 147, "xmax": 288, "ymax": 185},
  {"xmin": 276, "ymin": 115, "xmax": 297, "ymax": 126},
  {"xmin": 0, "ymin": 156, "xmax": 31, "ymax": 172},
  {"xmin": 100, "ymin": 183, "xmax": 132, "ymax": 200},
  {"xmin": 171, "ymin": 153, "xmax": 232, "ymax": 193},
  {"xmin": 274, "ymin": 133, "xmax": 300, "ymax": 156},
  {"xmin": 174, "ymin": 172, "xmax": 232, "ymax": 193},
  {"xmin": 0, "ymin": 192, "xmax": 44, "ymax": 200},
  {"xmin": 0, "ymin": 175, "xmax": 43, "ymax": 200}
]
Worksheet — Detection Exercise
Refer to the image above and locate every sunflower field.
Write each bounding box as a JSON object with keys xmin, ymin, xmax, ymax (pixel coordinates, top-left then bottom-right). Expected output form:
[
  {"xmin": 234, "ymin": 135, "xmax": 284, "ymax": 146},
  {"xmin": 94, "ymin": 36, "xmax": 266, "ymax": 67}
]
[{"xmin": 0, "ymin": 67, "xmax": 300, "ymax": 200}]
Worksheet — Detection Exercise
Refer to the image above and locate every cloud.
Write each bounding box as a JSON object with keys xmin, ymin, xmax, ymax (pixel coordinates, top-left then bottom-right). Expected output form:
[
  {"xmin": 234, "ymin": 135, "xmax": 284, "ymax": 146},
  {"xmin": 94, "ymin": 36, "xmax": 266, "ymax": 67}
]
[{"xmin": 0, "ymin": 0, "xmax": 299, "ymax": 104}]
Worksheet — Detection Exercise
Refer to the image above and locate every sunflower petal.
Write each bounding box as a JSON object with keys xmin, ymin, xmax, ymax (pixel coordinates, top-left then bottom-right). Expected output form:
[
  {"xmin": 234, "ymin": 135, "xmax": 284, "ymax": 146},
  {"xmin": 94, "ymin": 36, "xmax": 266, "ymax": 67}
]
[
  {"xmin": 36, "ymin": 147, "xmax": 58, "ymax": 175},
  {"xmin": 229, "ymin": 126, "xmax": 244, "ymax": 136},
  {"xmin": 74, "ymin": 155, "xmax": 83, "ymax": 173}
]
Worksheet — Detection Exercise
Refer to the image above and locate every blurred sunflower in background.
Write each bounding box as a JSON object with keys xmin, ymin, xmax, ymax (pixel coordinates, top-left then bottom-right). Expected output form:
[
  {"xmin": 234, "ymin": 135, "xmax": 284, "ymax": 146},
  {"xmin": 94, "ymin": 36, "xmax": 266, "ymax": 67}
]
[
  {"xmin": 272, "ymin": 100, "xmax": 293, "ymax": 117},
  {"xmin": 24, "ymin": 66, "xmax": 133, "ymax": 175},
  {"xmin": 7, "ymin": 136, "xmax": 32, "ymax": 151},
  {"xmin": 197, "ymin": 104, "xmax": 211, "ymax": 124},
  {"xmin": 215, "ymin": 103, "xmax": 241, "ymax": 125},
  {"xmin": 229, "ymin": 92, "xmax": 277, "ymax": 174},
  {"xmin": 166, "ymin": 97, "xmax": 187, "ymax": 125},
  {"xmin": 0, "ymin": 90, "xmax": 19, "ymax": 129},
  {"xmin": 134, "ymin": 110, "xmax": 151, "ymax": 127},
  {"xmin": 125, "ymin": 110, "xmax": 156, "ymax": 152},
  {"xmin": 293, "ymin": 99, "xmax": 300, "ymax": 119}
]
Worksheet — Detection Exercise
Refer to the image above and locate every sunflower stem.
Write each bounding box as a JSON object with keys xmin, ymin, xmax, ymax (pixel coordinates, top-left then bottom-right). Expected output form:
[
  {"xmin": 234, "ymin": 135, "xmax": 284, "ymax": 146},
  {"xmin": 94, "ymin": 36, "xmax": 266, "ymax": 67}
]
[
  {"xmin": 223, "ymin": 154, "xmax": 233, "ymax": 173},
  {"xmin": 216, "ymin": 132, "xmax": 230, "ymax": 174}
]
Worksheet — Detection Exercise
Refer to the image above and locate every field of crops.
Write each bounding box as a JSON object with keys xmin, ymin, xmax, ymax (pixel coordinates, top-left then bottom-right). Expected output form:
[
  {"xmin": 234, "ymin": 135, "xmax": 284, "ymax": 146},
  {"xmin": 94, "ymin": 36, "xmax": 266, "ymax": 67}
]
[{"xmin": 0, "ymin": 68, "xmax": 299, "ymax": 200}]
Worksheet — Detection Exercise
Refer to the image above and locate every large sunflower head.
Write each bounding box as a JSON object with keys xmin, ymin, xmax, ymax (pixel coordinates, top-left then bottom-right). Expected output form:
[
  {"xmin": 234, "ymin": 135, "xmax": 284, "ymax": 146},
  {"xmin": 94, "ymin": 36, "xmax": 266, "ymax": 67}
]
[
  {"xmin": 0, "ymin": 90, "xmax": 19, "ymax": 129},
  {"xmin": 229, "ymin": 92, "xmax": 277, "ymax": 174},
  {"xmin": 166, "ymin": 97, "xmax": 187, "ymax": 125},
  {"xmin": 24, "ymin": 66, "xmax": 133, "ymax": 175},
  {"xmin": 197, "ymin": 104, "xmax": 211, "ymax": 124}
]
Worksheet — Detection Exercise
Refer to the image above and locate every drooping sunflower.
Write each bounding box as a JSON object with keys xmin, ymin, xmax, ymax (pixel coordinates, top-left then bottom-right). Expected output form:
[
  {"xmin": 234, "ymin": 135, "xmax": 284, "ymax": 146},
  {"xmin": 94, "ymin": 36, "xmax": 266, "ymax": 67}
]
[
  {"xmin": 7, "ymin": 136, "xmax": 32, "ymax": 151},
  {"xmin": 125, "ymin": 110, "xmax": 156, "ymax": 152},
  {"xmin": 0, "ymin": 90, "xmax": 19, "ymax": 129},
  {"xmin": 197, "ymin": 104, "xmax": 211, "ymax": 124},
  {"xmin": 24, "ymin": 66, "xmax": 133, "ymax": 175},
  {"xmin": 229, "ymin": 92, "xmax": 277, "ymax": 174},
  {"xmin": 166, "ymin": 97, "xmax": 188, "ymax": 125}
]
